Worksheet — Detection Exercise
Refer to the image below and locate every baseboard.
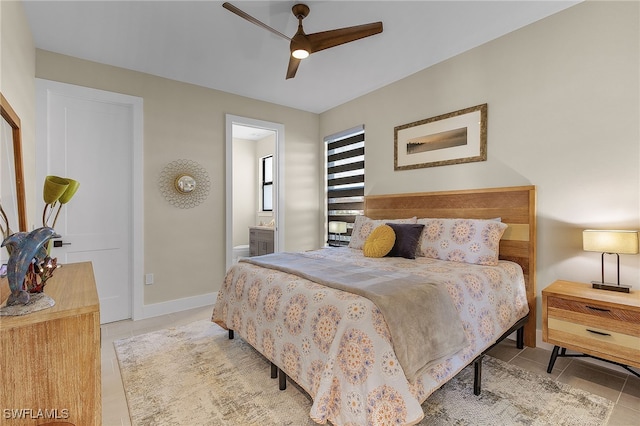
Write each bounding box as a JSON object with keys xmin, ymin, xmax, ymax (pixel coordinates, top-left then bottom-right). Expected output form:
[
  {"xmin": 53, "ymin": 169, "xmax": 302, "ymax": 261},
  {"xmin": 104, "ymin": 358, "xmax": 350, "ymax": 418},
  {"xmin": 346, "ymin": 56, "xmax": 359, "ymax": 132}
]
[{"xmin": 134, "ymin": 292, "xmax": 218, "ymax": 320}]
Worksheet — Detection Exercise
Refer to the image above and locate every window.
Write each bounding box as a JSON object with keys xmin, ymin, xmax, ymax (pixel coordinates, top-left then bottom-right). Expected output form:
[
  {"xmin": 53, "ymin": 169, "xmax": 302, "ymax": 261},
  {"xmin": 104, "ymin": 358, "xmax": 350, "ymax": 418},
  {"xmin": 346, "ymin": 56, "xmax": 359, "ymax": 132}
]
[
  {"xmin": 325, "ymin": 126, "xmax": 364, "ymax": 246},
  {"xmin": 262, "ymin": 155, "xmax": 273, "ymax": 211}
]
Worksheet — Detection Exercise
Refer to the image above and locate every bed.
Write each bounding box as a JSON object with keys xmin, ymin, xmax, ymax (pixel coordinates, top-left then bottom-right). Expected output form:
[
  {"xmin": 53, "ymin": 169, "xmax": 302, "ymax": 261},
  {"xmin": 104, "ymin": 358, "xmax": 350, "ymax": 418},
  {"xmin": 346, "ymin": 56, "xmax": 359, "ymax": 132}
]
[{"xmin": 212, "ymin": 185, "xmax": 536, "ymax": 425}]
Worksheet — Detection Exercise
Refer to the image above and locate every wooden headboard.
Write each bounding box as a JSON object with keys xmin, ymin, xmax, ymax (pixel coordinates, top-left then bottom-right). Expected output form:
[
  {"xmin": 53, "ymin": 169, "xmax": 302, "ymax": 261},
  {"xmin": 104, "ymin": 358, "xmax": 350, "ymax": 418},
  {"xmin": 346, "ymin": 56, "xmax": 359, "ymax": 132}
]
[{"xmin": 364, "ymin": 185, "xmax": 537, "ymax": 348}]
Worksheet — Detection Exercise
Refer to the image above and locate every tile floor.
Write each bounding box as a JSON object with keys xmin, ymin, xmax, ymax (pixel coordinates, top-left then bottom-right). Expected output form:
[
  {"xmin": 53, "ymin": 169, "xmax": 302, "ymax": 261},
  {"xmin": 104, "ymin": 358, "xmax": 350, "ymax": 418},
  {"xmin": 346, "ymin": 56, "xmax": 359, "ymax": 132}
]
[{"xmin": 101, "ymin": 306, "xmax": 640, "ymax": 426}]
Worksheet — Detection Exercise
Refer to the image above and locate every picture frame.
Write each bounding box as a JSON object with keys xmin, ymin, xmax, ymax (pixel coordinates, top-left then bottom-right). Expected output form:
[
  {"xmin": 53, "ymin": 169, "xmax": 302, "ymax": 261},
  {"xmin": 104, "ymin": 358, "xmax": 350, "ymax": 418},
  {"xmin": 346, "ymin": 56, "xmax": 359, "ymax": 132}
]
[
  {"xmin": 1, "ymin": 93, "xmax": 27, "ymax": 234},
  {"xmin": 394, "ymin": 103, "xmax": 487, "ymax": 170}
]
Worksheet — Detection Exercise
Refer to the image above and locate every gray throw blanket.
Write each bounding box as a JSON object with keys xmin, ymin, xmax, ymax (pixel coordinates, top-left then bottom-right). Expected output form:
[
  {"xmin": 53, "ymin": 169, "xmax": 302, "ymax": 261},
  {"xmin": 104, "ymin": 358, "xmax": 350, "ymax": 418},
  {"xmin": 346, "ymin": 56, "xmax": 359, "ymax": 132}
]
[{"xmin": 241, "ymin": 252, "xmax": 467, "ymax": 382}]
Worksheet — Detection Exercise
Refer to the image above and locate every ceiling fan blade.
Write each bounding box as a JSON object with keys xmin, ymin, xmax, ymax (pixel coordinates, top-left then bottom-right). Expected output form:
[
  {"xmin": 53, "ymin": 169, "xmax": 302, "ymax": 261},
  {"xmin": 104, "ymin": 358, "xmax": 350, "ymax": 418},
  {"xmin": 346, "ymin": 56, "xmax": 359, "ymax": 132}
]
[
  {"xmin": 286, "ymin": 56, "xmax": 301, "ymax": 80},
  {"xmin": 222, "ymin": 2, "xmax": 290, "ymax": 41},
  {"xmin": 307, "ymin": 22, "xmax": 383, "ymax": 53}
]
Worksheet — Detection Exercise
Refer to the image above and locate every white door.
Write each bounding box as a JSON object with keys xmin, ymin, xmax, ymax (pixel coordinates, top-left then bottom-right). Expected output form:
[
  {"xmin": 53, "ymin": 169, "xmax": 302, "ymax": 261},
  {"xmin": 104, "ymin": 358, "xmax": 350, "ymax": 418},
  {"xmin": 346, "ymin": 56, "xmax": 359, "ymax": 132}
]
[{"xmin": 36, "ymin": 80, "xmax": 142, "ymax": 323}]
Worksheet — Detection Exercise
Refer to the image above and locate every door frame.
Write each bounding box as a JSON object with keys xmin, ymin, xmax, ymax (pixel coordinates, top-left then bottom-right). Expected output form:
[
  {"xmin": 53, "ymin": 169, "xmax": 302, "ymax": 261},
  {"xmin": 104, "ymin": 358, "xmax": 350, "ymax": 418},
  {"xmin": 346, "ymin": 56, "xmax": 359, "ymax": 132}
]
[
  {"xmin": 35, "ymin": 78, "xmax": 144, "ymax": 320},
  {"xmin": 225, "ymin": 115, "xmax": 284, "ymax": 270}
]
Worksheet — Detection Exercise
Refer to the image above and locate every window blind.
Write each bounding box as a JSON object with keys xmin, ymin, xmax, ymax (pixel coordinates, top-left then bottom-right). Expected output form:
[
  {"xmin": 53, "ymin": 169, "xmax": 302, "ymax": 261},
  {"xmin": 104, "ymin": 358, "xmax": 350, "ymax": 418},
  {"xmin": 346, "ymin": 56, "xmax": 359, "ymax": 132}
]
[{"xmin": 325, "ymin": 125, "xmax": 364, "ymax": 246}]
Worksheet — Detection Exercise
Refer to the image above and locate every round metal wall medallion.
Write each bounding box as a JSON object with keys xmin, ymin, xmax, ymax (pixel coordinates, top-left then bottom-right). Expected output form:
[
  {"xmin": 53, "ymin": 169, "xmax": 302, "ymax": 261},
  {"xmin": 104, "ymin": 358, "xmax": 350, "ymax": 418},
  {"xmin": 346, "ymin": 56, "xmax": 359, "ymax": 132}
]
[{"xmin": 159, "ymin": 159, "xmax": 210, "ymax": 208}]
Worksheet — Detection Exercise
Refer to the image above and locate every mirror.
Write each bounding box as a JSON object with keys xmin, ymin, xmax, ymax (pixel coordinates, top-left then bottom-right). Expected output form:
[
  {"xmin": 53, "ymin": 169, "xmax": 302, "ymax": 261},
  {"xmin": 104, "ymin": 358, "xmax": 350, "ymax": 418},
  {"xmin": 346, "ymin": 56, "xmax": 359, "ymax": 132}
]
[
  {"xmin": 0, "ymin": 93, "xmax": 27, "ymax": 239},
  {"xmin": 175, "ymin": 174, "xmax": 196, "ymax": 193}
]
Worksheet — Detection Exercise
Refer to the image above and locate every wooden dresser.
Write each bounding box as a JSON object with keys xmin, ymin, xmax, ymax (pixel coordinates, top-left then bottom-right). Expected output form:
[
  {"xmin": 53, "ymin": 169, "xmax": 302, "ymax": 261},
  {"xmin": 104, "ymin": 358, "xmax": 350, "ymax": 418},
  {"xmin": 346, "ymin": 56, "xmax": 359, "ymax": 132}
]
[
  {"xmin": 0, "ymin": 262, "xmax": 101, "ymax": 426},
  {"xmin": 543, "ymin": 279, "xmax": 640, "ymax": 374}
]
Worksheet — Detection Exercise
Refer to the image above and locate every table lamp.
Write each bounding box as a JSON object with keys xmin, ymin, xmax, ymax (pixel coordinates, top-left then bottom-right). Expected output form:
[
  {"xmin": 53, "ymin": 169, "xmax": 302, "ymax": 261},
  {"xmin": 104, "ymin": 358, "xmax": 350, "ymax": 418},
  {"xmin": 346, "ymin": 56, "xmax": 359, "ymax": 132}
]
[
  {"xmin": 328, "ymin": 221, "xmax": 347, "ymax": 247},
  {"xmin": 583, "ymin": 229, "xmax": 638, "ymax": 293}
]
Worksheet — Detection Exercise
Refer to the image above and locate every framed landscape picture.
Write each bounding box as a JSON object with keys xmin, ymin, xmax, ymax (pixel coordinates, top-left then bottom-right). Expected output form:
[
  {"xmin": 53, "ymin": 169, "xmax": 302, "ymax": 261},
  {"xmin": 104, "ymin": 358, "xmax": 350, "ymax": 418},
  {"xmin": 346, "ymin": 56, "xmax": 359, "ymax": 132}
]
[{"xmin": 394, "ymin": 103, "xmax": 487, "ymax": 170}]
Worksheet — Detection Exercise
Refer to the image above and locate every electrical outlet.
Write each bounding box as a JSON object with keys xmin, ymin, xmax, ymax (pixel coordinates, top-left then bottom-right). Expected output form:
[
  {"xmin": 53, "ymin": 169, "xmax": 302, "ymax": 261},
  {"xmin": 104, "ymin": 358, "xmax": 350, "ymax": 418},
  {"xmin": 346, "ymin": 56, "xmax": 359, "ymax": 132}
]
[{"xmin": 145, "ymin": 273, "xmax": 154, "ymax": 285}]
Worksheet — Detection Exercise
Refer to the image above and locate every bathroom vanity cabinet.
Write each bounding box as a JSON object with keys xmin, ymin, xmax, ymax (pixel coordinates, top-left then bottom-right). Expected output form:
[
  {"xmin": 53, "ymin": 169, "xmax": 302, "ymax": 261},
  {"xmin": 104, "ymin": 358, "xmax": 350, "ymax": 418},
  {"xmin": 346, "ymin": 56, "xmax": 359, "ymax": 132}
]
[{"xmin": 249, "ymin": 226, "xmax": 274, "ymax": 256}]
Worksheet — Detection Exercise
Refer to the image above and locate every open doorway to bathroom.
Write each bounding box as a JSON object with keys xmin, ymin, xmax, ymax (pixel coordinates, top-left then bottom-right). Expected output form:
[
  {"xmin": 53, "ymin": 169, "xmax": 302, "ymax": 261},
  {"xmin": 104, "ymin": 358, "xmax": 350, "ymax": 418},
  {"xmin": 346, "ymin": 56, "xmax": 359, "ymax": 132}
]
[{"xmin": 225, "ymin": 115, "xmax": 285, "ymax": 270}]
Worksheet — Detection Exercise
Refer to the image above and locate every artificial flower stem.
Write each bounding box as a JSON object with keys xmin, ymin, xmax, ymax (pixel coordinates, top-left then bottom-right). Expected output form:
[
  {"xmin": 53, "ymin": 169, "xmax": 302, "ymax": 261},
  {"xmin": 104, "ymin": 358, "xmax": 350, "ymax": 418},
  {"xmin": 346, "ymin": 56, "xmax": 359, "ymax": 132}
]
[
  {"xmin": 42, "ymin": 204, "xmax": 50, "ymax": 228},
  {"xmin": 51, "ymin": 204, "xmax": 63, "ymax": 230},
  {"xmin": 0, "ymin": 203, "xmax": 8, "ymax": 237}
]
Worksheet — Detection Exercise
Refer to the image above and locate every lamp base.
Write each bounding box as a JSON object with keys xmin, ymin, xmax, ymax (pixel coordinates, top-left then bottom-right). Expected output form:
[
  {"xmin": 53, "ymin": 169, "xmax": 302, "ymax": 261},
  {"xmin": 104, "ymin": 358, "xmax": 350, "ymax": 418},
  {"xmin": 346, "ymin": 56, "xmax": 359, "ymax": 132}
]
[{"xmin": 591, "ymin": 281, "xmax": 631, "ymax": 293}]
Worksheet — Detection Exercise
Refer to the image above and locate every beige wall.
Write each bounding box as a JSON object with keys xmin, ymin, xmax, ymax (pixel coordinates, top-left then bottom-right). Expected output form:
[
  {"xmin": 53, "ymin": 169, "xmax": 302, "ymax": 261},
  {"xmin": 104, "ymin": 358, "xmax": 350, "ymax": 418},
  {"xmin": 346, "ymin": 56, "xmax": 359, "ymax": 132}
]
[
  {"xmin": 35, "ymin": 50, "xmax": 321, "ymax": 304},
  {"xmin": 0, "ymin": 0, "xmax": 36, "ymax": 229},
  {"xmin": 320, "ymin": 1, "xmax": 640, "ymax": 326},
  {"xmin": 232, "ymin": 137, "xmax": 257, "ymax": 247}
]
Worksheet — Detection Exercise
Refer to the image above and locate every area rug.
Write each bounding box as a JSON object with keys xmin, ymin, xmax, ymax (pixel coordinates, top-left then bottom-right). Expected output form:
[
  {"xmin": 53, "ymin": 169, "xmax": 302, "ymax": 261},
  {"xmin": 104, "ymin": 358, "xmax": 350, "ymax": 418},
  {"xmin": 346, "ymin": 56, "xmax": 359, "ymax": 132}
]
[{"xmin": 114, "ymin": 320, "xmax": 614, "ymax": 426}]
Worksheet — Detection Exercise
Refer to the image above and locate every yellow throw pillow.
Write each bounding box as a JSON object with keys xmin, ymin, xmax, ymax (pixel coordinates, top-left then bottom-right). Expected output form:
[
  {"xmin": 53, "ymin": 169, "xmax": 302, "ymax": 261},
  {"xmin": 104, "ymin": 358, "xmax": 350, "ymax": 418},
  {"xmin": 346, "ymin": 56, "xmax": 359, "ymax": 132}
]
[{"xmin": 363, "ymin": 224, "xmax": 396, "ymax": 258}]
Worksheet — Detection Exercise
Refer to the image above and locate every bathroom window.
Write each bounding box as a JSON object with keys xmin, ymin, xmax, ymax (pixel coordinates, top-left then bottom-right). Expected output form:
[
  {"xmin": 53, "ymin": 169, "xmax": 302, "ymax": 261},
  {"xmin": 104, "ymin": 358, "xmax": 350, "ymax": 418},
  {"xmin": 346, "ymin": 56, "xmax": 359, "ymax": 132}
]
[
  {"xmin": 261, "ymin": 155, "xmax": 273, "ymax": 211},
  {"xmin": 325, "ymin": 125, "xmax": 364, "ymax": 246}
]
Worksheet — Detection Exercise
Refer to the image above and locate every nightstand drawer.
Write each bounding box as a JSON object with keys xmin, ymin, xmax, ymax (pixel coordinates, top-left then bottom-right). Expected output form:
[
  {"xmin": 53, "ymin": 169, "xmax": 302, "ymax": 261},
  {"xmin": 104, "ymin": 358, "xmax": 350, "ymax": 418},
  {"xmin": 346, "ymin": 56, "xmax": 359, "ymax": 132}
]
[
  {"xmin": 547, "ymin": 317, "xmax": 640, "ymax": 366},
  {"xmin": 548, "ymin": 317, "xmax": 639, "ymax": 349},
  {"xmin": 547, "ymin": 296, "xmax": 640, "ymax": 337},
  {"xmin": 548, "ymin": 296, "xmax": 640, "ymax": 323}
]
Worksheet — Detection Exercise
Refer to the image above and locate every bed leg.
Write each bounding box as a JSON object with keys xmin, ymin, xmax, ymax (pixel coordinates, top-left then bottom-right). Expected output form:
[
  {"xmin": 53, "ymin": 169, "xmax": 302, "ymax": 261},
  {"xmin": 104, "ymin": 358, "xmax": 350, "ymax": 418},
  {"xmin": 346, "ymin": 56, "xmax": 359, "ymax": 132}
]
[
  {"xmin": 473, "ymin": 355, "xmax": 484, "ymax": 396},
  {"xmin": 228, "ymin": 329, "xmax": 234, "ymax": 339},
  {"xmin": 271, "ymin": 362, "xmax": 278, "ymax": 379},
  {"xmin": 516, "ymin": 326, "xmax": 524, "ymax": 349},
  {"xmin": 278, "ymin": 368, "xmax": 287, "ymax": 390}
]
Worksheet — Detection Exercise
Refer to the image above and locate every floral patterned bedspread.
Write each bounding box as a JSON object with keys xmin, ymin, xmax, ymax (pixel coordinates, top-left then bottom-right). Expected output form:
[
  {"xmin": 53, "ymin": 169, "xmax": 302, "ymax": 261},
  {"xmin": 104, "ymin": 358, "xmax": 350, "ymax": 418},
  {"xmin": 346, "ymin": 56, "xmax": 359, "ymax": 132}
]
[{"xmin": 211, "ymin": 247, "xmax": 529, "ymax": 426}]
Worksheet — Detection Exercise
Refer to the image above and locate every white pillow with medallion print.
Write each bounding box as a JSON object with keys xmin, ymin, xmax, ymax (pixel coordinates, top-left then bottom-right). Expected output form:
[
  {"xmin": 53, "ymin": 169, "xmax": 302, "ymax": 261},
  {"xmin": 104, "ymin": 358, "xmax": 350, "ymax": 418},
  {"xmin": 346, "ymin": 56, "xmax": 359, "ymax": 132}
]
[
  {"xmin": 348, "ymin": 215, "xmax": 417, "ymax": 250},
  {"xmin": 416, "ymin": 217, "xmax": 508, "ymax": 265}
]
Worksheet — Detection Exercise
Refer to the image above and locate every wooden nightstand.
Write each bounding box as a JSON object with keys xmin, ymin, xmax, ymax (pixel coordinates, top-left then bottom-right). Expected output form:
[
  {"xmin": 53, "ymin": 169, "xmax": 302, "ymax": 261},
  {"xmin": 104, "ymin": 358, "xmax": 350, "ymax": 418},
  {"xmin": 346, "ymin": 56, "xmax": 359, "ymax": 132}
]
[{"xmin": 543, "ymin": 279, "xmax": 640, "ymax": 377}]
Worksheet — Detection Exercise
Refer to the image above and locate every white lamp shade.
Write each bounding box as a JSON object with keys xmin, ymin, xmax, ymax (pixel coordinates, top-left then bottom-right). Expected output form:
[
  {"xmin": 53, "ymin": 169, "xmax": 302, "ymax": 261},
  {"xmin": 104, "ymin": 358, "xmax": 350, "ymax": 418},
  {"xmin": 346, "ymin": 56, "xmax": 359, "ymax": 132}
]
[
  {"xmin": 329, "ymin": 221, "xmax": 347, "ymax": 234},
  {"xmin": 583, "ymin": 230, "xmax": 639, "ymax": 254}
]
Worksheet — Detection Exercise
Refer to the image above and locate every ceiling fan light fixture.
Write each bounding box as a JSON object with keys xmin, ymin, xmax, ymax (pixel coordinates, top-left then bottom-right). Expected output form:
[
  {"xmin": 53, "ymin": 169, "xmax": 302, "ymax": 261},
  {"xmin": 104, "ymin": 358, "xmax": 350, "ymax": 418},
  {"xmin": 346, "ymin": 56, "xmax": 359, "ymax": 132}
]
[
  {"xmin": 290, "ymin": 32, "xmax": 311, "ymax": 59},
  {"xmin": 292, "ymin": 48, "xmax": 310, "ymax": 59},
  {"xmin": 223, "ymin": 2, "xmax": 383, "ymax": 79}
]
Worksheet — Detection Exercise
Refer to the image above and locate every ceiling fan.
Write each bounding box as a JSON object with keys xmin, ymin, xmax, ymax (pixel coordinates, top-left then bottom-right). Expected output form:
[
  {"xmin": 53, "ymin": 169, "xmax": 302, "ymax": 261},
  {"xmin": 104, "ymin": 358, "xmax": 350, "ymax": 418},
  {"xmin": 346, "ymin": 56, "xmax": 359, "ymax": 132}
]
[{"xmin": 222, "ymin": 2, "xmax": 383, "ymax": 79}]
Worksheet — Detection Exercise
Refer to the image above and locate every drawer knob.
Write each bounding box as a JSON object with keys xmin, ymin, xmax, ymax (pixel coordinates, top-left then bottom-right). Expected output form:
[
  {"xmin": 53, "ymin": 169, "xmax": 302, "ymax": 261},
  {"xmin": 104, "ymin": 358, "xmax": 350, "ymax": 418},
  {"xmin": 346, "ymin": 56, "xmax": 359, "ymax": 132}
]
[
  {"xmin": 586, "ymin": 328, "xmax": 611, "ymax": 337},
  {"xmin": 586, "ymin": 305, "xmax": 610, "ymax": 313}
]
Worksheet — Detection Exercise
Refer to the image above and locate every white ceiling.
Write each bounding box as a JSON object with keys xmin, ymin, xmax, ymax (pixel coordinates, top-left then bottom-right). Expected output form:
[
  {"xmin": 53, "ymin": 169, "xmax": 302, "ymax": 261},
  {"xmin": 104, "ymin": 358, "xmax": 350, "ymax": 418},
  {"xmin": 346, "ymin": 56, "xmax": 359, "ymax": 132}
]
[
  {"xmin": 23, "ymin": 0, "xmax": 580, "ymax": 114},
  {"xmin": 232, "ymin": 123, "xmax": 275, "ymax": 140}
]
